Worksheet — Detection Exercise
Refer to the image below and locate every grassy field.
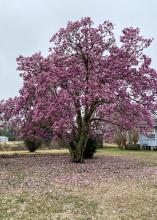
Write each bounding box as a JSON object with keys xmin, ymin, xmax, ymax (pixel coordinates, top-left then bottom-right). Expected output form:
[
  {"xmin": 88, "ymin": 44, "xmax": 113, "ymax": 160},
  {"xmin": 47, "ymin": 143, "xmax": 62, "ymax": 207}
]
[
  {"xmin": 98, "ymin": 147, "xmax": 157, "ymax": 158},
  {"xmin": 0, "ymin": 148, "xmax": 157, "ymax": 219}
]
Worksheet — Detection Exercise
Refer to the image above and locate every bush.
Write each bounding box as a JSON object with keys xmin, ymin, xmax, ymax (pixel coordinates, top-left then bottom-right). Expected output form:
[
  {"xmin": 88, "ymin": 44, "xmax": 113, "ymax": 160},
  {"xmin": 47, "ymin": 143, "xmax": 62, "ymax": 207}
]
[
  {"xmin": 24, "ymin": 139, "xmax": 42, "ymax": 152},
  {"xmin": 83, "ymin": 138, "xmax": 97, "ymax": 159},
  {"xmin": 126, "ymin": 144, "xmax": 140, "ymax": 150}
]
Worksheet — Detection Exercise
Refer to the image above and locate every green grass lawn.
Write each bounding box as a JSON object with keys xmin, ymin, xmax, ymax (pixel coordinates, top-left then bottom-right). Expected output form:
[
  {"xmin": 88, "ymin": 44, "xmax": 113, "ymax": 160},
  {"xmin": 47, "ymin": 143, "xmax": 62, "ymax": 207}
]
[
  {"xmin": 98, "ymin": 147, "xmax": 157, "ymax": 158},
  {"xmin": 0, "ymin": 149, "xmax": 68, "ymax": 155},
  {"xmin": 0, "ymin": 148, "xmax": 157, "ymax": 219}
]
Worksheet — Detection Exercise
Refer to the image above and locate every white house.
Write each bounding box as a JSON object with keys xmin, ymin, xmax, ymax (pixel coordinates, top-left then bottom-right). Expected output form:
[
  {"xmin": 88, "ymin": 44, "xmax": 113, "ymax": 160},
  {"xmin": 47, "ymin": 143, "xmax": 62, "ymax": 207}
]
[
  {"xmin": 0, "ymin": 136, "xmax": 9, "ymax": 142},
  {"xmin": 139, "ymin": 118, "xmax": 157, "ymax": 150}
]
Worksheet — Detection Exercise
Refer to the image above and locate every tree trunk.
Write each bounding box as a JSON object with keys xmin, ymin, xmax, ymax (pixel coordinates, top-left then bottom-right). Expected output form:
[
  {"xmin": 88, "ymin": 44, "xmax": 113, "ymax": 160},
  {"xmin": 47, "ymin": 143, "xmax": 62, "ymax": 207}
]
[
  {"xmin": 72, "ymin": 147, "xmax": 84, "ymax": 163},
  {"xmin": 69, "ymin": 132, "xmax": 88, "ymax": 163}
]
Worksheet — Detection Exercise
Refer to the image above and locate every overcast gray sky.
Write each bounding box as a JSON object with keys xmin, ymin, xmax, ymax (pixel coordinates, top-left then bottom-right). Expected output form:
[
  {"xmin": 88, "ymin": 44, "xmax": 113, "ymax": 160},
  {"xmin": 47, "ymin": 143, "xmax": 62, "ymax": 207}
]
[{"xmin": 0, "ymin": 0, "xmax": 157, "ymax": 100}]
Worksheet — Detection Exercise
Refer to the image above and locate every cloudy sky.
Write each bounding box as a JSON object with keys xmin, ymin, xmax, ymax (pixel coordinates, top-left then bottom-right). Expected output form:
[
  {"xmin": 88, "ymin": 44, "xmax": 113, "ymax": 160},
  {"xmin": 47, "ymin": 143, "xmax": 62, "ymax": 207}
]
[{"xmin": 0, "ymin": 0, "xmax": 157, "ymax": 100}]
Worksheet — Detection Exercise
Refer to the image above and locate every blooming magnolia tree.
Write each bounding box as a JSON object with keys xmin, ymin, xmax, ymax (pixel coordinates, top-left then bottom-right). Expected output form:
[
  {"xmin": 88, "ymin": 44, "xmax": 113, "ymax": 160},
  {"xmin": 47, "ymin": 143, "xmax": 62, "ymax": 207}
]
[
  {"xmin": 12, "ymin": 17, "xmax": 157, "ymax": 162},
  {"xmin": 0, "ymin": 96, "xmax": 53, "ymax": 145}
]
